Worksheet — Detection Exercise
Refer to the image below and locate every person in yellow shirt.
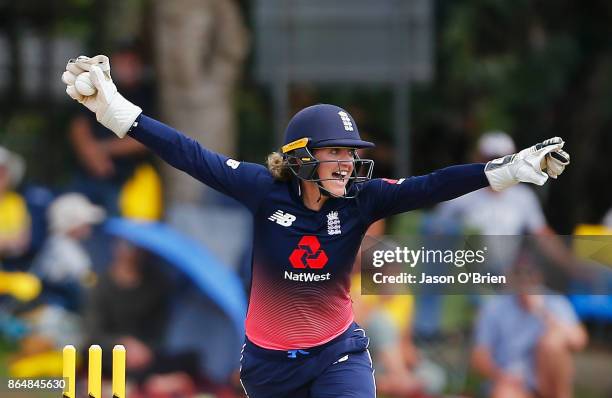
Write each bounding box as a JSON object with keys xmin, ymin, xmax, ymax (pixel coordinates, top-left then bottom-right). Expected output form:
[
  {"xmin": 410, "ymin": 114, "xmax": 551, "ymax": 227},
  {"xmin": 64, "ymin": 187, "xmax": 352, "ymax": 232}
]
[
  {"xmin": 0, "ymin": 146, "xmax": 30, "ymax": 258},
  {"xmin": 351, "ymin": 272, "xmax": 425, "ymax": 397}
]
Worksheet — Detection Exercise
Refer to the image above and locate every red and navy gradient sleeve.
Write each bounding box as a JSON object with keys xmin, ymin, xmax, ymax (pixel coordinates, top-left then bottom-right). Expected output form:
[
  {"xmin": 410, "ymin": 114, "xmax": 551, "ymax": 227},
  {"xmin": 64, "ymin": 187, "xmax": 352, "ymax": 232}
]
[
  {"xmin": 358, "ymin": 163, "xmax": 489, "ymax": 225},
  {"xmin": 128, "ymin": 114, "xmax": 274, "ymax": 212}
]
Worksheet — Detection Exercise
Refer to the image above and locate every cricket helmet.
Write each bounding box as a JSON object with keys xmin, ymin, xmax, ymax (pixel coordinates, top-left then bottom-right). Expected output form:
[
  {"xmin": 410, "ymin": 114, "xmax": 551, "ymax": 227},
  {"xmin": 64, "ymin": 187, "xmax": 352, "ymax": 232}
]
[{"xmin": 280, "ymin": 104, "xmax": 375, "ymax": 197}]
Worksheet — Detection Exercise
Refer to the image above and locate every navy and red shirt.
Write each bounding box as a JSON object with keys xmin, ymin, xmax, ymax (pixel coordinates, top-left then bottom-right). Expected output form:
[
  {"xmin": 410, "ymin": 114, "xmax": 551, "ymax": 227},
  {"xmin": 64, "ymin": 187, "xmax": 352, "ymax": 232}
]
[{"xmin": 130, "ymin": 115, "xmax": 489, "ymax": 350}]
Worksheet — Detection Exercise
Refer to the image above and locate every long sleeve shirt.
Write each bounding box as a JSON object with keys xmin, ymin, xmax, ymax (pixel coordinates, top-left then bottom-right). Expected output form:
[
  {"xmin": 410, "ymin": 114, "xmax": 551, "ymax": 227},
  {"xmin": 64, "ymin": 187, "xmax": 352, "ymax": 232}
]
[{"xmin": 129, "ymin": 115, "xmax": 489, "ymax": 350}]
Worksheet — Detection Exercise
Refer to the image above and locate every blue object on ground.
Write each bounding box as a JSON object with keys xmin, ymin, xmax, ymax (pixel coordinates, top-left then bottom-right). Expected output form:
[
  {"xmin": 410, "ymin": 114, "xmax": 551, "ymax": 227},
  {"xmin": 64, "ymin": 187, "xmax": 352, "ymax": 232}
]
[{"xmin": 104, "ymin": 218, "xmax": 248, "ymax": 381}]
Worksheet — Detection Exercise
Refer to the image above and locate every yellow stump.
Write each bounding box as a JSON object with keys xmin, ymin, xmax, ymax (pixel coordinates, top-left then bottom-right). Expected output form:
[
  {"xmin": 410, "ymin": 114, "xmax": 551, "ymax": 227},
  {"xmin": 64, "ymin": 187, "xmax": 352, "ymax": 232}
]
[
  {"xmin": 112, "ymin": 345, "xmax": 126, "ymax": 398},
  {"xmin": 88, "ymin": 345, "xmax": 102, "ymax": 398},
  {"xmin": 62, "ymin": 345, "xmax": 76, "ymax": 398}
]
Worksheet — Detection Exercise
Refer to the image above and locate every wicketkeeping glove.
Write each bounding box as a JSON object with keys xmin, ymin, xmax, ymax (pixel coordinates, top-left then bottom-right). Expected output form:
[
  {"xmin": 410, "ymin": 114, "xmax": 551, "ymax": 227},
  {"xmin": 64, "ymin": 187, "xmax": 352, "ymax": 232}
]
[
  {"xmin": 61, "ymin": 55, "xmax": 142, "ymax": 138},
  {"xmin": 484, "ymin": 137, "xmax": 569, "ymax": 191}
]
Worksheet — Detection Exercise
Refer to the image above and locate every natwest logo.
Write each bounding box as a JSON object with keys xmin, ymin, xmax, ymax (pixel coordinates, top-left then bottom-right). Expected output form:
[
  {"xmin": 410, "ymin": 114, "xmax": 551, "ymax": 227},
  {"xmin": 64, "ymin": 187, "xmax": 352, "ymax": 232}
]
[{"xmin": 289, "ymin": 236, "xmax": 328, "ymax": 269}]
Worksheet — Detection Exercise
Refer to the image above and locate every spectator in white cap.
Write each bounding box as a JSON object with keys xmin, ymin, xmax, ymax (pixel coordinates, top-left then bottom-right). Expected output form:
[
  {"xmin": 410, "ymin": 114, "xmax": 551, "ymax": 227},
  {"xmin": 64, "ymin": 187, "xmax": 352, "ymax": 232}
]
[
  {"xmin": 48, "ymin": 193, "xmax": 106, "ymax": 237},
  {"xmin": 0, "ymin": 146, "xmax": 31, "ymax": 259},
  {"xmin": 32, "ymin": 193, "xmax": 105, "ymax": 311},
  {"xmin": 476, "ymin": 131, "xmax": 517, "ymax": 161}
]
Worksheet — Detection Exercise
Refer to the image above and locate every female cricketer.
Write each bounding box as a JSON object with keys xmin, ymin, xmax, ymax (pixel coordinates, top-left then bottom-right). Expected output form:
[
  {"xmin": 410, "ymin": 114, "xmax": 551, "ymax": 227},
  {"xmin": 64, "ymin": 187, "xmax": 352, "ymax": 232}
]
[{"xmin": 62, "ymin": 55, "xmax": 570, "ymax": 397}]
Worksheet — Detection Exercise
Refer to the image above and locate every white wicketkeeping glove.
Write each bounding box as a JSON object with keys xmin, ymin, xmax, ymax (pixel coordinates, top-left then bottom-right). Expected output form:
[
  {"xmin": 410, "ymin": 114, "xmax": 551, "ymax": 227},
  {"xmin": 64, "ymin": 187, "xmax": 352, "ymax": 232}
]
[
  {"xmin": 61, "ymin": 55, "xmax": 142, "ymax": 138},
  {"xmin": 484, "ymin": 137, "xmax": 569, "ymax": 191}
]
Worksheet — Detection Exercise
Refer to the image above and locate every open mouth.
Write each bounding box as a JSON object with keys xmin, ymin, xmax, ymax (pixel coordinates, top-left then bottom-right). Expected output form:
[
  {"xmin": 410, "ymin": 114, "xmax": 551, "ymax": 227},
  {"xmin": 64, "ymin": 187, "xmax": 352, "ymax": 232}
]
[{"xmin": 332, "ymin": 170, "xmax": 349, "ymax": 180}]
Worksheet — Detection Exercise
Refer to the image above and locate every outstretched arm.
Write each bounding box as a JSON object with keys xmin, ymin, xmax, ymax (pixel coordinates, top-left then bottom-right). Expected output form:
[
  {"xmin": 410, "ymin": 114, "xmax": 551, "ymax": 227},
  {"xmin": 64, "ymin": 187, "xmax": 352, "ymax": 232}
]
[
  {"xmin": 62, "ymin": 55, "xmax": 273, "ymax": 212},
  {"xmin": 127, "ymin": 114, "xmax": 272, "ymax": 208},
  {"xmin": 358, "ymin": 163, "xmax": 489, "ymax": 224},
  {"xmin": 359, "ymin": 138, "xmax": 570, "ymax": 224}
]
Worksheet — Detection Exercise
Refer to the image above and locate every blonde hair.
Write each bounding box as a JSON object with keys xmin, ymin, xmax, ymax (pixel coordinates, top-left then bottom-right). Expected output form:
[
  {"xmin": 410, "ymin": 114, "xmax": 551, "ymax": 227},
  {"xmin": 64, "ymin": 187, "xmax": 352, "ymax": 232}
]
[{"xmin": 266, "ymin": 152, "xmax": 293, "ymax": 181}]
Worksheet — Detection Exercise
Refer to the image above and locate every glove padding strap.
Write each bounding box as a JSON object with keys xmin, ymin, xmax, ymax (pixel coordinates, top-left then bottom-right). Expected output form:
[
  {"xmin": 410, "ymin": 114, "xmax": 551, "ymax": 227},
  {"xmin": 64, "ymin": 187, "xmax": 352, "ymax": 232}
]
[
  {"xmin": 485, "ymin": 137, "xmax": 569, "ymax": 191},
  {"xmin": 543, "ymin": 148, "xmax": 570, "ymax": 179}
]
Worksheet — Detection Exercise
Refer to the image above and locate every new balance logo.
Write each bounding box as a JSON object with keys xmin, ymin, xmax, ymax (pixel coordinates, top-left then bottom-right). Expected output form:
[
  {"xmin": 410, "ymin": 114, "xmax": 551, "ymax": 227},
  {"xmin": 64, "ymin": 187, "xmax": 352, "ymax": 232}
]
[
  {"xmin": 338, "ymin": 111, "xmax": 354, "ymax": 131},
  {"xmin": 268, "ymin": 210, "xmax": 296, "ymax": 227}
]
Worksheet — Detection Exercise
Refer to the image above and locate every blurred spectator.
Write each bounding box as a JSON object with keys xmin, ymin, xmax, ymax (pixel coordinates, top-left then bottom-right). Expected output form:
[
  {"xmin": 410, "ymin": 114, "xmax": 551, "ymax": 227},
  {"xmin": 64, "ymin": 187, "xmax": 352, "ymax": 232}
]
[
  {"xmin": 471, "ymin": 258, "xmax": 587, "ymax": 398},
  {"xmin": 418, "ymin": 131, "xmax": 576, "ymax": 347},
  {"xmin": 603, "ymin": 207, "xmax": 612, "ymax": 229},
  {"xmin": 0, "ymin": 271, "xmax": 41, "ymax": 303},
  {"xmin": 32, "ymin": 193, "xmax": 105, "ymax": 311},
  {"xmin": 84, "ymin": 239, "xmax": 198, "ymax": 397},
  {"xmin": 353, "ymin": 291, "xmax": 418, "ymax": 397},
  {"xmin": 68, "ymin": 44, "xmax": 159, "ymax": 218},
  {"xmin": 4, "ymin": 195, "xmax": 102, "ymax": 378},
  {"xmin": 0, "ymin": 146, "xmax": 31, "ymax": 259},
  {"xmin": 436, "ymin": 132, "xmax": 542, "ymax": 234},
  {"xmin": 352, "ymin": 271, "xmax": 446, "ymax": 397},
  {"xmin": 434, "ymin": 131, "xmax": 575, "ymax": 272}
]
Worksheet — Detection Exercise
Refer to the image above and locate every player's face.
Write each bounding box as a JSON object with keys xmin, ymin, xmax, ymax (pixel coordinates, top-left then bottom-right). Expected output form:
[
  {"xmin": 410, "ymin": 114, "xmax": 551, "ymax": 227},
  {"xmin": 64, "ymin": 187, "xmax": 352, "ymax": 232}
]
[{"xmin": 313, "ymin": 147, "xmax": 356, "ymax": 196}]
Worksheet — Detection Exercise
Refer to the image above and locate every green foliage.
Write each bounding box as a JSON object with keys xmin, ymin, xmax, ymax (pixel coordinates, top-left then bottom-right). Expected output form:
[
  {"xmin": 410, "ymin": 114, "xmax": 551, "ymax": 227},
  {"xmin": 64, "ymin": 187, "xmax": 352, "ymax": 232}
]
[
  {"xmin": 68, "ymin": 0, "xmax": 94, "ymax": 7},
  {"xmin": 0, "ymin": 109, "xmax": 75, "ymax": 186},
  {"xmin": 437, "ymin": 2, "xmax": 583, "ymax": 135},
  {"xmin": 0, "ymin": 112, "xmax": 47, "ymax": 176},
  {"xmin": 53, "ymin": 19, "xmax": 93, "ymax": 38},
  {"xmin": 235, "ymin": 87, "xmax": 274, "ymax": 163}
]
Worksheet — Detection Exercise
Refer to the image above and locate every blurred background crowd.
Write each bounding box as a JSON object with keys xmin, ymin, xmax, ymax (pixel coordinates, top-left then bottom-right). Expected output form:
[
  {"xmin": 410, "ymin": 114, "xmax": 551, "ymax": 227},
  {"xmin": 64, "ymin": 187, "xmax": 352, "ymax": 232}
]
[{"xmin": 1, "ymin": 1, "xmax": 611, "ymax": 397}]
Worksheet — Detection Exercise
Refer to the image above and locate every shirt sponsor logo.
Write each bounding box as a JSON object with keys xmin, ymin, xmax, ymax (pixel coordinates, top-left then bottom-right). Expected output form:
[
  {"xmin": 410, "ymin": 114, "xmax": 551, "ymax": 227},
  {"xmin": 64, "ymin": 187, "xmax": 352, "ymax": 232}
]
[
  {"xmin": 327, "ymin": 211, "xmax": 341, "ymax": 235},
  {"xmin": 285, "ymin": 236, "xmax": 331, "ymax": 283},
  {"xmin": 284, "ymin": 271, "xmax": 331, "ymax": 282},
  {"xmin": 288, "ymin": 236, "xmax": 328, "ymax": 269},
  {"xmin": 268, "ymin": 210, "xmax": 296, "ymax": 227}
]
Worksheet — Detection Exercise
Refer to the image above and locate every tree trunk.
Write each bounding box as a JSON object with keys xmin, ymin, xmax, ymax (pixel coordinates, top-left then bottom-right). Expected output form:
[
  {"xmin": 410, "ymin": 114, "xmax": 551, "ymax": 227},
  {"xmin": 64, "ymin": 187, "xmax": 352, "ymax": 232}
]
[{"xmin": 153, "ymin": 0, "xmax": 249, "ymax": 205}]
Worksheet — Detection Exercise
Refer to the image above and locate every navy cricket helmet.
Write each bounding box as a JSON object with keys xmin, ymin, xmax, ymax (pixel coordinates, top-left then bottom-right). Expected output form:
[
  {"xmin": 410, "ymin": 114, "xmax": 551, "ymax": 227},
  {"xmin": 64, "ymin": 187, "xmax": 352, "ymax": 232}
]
[
  {"xmin": 283, "ymin": 104, "xmax": 375, "ymax": 149},
  {"xmin": 280, "ymin": 104, "xmax": 375, "ymax": 198}
]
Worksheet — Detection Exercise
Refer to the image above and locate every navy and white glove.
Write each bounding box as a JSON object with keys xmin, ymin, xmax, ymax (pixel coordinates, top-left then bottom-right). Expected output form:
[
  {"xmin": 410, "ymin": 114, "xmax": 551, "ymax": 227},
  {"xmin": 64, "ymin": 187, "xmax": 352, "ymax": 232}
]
[
  {"xmin": 485, "ymin": 137, "xmax": 570, "ymax": 191},
  {"xmin": 61, "ymin": 55, "xmax": 142, "ymax": 138}
]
